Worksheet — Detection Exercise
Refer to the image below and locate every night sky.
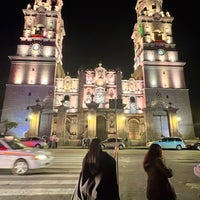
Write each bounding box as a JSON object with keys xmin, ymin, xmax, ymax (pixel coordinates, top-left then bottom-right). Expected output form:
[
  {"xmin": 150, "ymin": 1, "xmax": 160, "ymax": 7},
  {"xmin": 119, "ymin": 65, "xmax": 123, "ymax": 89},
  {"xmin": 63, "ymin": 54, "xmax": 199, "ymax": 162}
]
[{"xmin": 0, "ymin": 1, "xmax": 199, "ymax": 116}]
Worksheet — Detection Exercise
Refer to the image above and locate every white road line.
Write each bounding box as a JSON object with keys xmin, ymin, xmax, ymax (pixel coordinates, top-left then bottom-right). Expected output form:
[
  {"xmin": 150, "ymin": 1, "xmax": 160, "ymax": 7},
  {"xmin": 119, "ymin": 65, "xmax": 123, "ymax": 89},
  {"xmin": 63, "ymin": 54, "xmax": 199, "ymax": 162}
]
[
  {"xmin": 48, "ymin": 165, "xmax": 81, "ymax": 168},
  {"xmin": 0, "ymin": 174, "xmax": 80, "ymax": 178},
  {"xmin": 0, "ymin": 179, "xmax": 78, "ymax": 185},
  {"xmin": 0, "ymin": 188, "xmax": 75, "ymax": 196}
]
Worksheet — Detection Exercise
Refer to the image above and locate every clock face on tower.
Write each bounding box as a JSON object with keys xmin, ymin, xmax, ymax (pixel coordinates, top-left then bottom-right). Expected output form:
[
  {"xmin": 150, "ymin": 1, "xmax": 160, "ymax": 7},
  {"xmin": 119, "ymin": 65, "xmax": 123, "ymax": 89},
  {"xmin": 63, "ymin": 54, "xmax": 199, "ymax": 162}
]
[
  {"xmin": 31, "ymin": 43, "xmax": 41, "ymax": 56},
  {"xmin": 157, "ymin": 49, "xmax": 165, "ymax": 55},
  {"xmin": 32, "ymin": 43, "xmax": 41, "ymax": 50}
]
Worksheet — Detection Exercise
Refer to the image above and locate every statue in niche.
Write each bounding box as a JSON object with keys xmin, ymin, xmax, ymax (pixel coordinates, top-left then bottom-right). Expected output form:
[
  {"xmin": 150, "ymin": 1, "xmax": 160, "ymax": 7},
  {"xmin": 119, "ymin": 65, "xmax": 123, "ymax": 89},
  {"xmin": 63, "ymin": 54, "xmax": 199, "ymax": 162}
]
[
  {"xmin": 70, "ymin": 117, "xmax": 77, "ymax": 135},
  {"xmin": 110, "ymin": 114, "xmax": 115, "ymax": 128},
  {"xmin": 130, "ymin": 96, "xmax": 136, "ymax": 113},
  {"xmin": 86, "ymin": 72, "xmax": 93, "ymax": 84},
  {"xmin": 108, "ymin": 74, "xmax": 115, "ymax": 84},
  {"xmin": 85, "ymin": 89, "xmax": 92, "ymax": 103},
  {"xmin": 109, "ymin": 89, "xmax": 114, "ymax": 98}
]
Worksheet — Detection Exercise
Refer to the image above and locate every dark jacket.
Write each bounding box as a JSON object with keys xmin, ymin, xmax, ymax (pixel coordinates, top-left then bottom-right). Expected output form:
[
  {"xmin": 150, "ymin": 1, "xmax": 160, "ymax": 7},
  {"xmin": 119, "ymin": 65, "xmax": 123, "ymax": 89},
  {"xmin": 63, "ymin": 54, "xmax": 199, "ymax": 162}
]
[
  {"xmin": 80, "ymin": 151, "xmax": 120, "ymax": 200},
  {"xmin": 144, "ymin": 157, "xmax": 176, "ymax": 200}
]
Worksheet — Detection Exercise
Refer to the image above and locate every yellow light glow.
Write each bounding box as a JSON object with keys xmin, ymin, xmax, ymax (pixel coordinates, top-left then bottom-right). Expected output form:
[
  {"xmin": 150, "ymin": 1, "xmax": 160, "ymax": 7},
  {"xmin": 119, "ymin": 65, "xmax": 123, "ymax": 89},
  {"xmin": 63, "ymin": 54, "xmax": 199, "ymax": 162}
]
[
  {"xmin": 13, "ymin": 66, "xmax": 24, "ymax": 84},
  {"xmin": 28, "ymin": 114, "xmax": 33, "ymax": 120},
  {"xmin": 147, "ymin": 51, "xmax": 155, "ymax": 61}
]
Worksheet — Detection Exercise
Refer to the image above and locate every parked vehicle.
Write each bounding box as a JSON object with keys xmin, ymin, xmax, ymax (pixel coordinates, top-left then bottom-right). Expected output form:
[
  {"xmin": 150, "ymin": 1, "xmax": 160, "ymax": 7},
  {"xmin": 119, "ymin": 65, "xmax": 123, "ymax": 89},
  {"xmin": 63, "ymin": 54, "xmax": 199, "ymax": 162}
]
[
  {"xmin": 20, "ymin": 136, "xmax": 46, "ymax": 148},
  {"xmin": 0, "ymin": 137, "xmax": 54, "ymax": 175},
  {"xmin": 101, "ymin": 137, "xmax": 126, "ymax": 150},
  {"xmin": 186, "ymin": 141, "xmax": 200, "ymax": 150},
  {"xmin": 147, "ymin": 137, "xmax": 186, "ymax": 150},
  {"xmin": 41, "ymin": 135, "xmax": 50, "ymax": 144}
]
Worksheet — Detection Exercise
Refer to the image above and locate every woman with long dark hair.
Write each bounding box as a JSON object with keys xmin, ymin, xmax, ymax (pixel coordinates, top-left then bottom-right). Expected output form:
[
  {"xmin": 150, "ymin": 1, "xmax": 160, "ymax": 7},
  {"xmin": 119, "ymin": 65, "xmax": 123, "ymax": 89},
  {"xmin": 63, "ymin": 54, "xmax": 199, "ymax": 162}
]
[
  {"xmin": 143, "ymin": 143, "xmax": 176, "ymax": 200},
  {"xmin": 72, "ymin": 137, "xmax": 120, "ymax": 200}
]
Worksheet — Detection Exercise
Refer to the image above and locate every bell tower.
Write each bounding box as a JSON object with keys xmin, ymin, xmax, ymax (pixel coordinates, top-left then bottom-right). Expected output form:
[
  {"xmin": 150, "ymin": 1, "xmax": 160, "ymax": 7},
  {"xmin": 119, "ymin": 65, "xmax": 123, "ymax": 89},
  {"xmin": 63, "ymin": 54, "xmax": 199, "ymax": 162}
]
[
  {"xmin": 131, "ymin": 0, "xmax": 194, "ymax": 139},
  {"xmin": 1, "ymin": 0, "xmax": 65, "ymax": 137}
]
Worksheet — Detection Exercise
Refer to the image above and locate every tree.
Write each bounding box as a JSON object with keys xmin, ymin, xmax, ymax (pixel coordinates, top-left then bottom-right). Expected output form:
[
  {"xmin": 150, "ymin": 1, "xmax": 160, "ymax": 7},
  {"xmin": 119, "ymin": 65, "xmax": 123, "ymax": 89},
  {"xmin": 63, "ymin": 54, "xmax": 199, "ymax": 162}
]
[{"xmin": 0, "ymin": 119, "xmax": 18, "ymax": 134}]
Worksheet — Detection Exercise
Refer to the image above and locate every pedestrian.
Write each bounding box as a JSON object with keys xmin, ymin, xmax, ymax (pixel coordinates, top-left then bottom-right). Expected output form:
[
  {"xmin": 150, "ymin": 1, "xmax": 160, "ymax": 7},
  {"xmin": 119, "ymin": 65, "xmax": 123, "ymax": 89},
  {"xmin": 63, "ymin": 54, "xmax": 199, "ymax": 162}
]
[
  {"xmin": 124, "ymin": 136, "xmax": 128, "ymax": 147},
  {"xmin": 80, "ymin": 134, "xmax": 84, "ymax": 146},
  {"xmin": 51, "ymin": 134, "xmax": 57, "ymax": 148},
  {"xmin": 194, "ymin": 163, "xmax": 200, "ymax": 177},
  {"xmin": 71, "ymin": 137, "xmax": 120, "ymax": 200},
  {"xmin": 55, "ymin": 135, "xmax": 59, "ymax": 148},
  {"xmin": 49, "ymin": 133, "xmax": 56, "ymax": 148},
  {"xmin": 82, "ymin": 138, "xmax": 87, "ymax": 148},
  {"xmin": 86, "ymin": 137, "xmax": 90, "ymax": 147},
  {"xmin": 48, "ymin": 135, "xmax": 53, "ymax": 148},
  {"xmin": 143, "ymin": 143, "xmax": 176, "ymax": 200}
]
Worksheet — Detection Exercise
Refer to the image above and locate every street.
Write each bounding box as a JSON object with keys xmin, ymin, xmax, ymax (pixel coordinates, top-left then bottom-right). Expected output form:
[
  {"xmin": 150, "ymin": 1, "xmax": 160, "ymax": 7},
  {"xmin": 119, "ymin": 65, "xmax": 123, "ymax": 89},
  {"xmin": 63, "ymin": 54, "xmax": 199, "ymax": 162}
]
[{"xmin": 0, "ymin": 148, "xmax": 199, "ymax": 200}]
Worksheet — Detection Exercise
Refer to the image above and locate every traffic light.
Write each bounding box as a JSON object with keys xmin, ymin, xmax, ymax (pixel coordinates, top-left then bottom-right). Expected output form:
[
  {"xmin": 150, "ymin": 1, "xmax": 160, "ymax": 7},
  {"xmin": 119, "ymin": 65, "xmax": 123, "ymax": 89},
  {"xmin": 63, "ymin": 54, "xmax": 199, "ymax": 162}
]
[
  {"xmin": 109, "ymin": 99, "xmax": 123, "ymax": 109},
  {"xmin": 109, "ymin": 99, "xmax": 116, "ymax": 108}
]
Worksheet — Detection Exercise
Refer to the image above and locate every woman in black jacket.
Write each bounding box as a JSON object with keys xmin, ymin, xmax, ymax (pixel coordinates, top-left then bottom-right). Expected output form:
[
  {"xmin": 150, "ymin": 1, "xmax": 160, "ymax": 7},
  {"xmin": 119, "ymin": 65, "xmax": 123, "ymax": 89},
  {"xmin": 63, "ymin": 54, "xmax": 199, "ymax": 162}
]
[
  {"xmin": 143, "ymin": 143, "xmax": 176, "ymax": 200},
  {"xmin": 72, "ymin": 137, "xmax": 120, "ymax": 200}
]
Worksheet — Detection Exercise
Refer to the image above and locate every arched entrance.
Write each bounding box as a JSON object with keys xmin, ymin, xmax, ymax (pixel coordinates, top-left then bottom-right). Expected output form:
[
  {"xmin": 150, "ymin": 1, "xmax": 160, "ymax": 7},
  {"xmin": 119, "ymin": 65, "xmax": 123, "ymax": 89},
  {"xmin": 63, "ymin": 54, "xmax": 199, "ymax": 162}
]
[
  {"xmin": 96, "ymin": 116, "xmax": 106, "ymax": 140},
  {"xmin": 128, "ymin": 119, "xmax": 140, "ymax": 139}
]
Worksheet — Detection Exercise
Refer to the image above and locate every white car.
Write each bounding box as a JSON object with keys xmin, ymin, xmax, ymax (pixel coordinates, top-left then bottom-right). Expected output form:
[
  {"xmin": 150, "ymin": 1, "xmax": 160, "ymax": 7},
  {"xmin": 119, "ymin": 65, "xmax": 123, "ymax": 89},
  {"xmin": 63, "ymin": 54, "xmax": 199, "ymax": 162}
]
[
  {"xmin": 101, "ymin": 137, "xmax": 126, "ymax": 150},
  {"xmin": 0, "ymin": 137, "xmax": 54, "ymax": 175},
  {"xmin": 147, "ymin": 137, "xmax": 186, "ymax": 150}
]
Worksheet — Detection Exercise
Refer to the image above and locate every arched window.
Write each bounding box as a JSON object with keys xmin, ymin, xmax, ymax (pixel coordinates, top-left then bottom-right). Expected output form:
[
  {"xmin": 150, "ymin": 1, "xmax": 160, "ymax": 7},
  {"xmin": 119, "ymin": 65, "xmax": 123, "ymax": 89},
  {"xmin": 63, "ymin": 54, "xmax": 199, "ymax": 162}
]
[
  {"xmin": 130, "ymin": 96, "xmax": 136, "ymax": 114},
  {"xmin": 64, "ymin": 95, "xmax": 70, "ymax": 101}
]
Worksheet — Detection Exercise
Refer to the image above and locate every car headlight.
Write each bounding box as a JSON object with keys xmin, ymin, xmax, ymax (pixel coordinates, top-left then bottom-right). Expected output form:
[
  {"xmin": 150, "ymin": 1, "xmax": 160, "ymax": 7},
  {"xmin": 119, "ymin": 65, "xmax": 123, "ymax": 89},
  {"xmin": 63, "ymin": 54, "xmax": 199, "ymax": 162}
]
[{"xmin": 34, "ymin": 154, "xmax": 48, "ymax": 160}]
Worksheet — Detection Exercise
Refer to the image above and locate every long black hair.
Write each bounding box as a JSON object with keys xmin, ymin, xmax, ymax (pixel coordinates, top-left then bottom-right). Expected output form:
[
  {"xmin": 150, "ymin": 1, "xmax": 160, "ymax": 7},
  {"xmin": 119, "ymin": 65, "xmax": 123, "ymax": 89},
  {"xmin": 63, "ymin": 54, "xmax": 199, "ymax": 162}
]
[
  {"xmin": 84, "ymin": 138, "xmax": 102, "ymax": 175},
  {"xmin": 143, "ymin": 143, "xmax": 162, "ymax": 170},
  {"xmin": 87, "ymin": 138, "xmax": 101, "ymax": 164}
]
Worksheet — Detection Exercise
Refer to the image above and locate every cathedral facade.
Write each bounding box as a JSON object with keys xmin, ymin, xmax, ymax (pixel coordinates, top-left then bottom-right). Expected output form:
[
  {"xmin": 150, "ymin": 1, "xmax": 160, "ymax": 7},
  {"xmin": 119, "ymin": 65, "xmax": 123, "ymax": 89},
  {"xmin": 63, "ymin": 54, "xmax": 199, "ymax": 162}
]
[{"xmin": 1, "ymin": 0, "xmax": 195, "ymax": 146}]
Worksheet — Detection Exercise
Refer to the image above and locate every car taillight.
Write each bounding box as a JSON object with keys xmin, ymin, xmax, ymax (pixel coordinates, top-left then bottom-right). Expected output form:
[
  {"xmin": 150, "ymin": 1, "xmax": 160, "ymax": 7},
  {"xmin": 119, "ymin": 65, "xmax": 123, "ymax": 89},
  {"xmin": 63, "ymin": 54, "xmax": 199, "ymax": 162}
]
[{"xmin": 0, "ymin": 146, "xmax": 7, "ymax": 150}]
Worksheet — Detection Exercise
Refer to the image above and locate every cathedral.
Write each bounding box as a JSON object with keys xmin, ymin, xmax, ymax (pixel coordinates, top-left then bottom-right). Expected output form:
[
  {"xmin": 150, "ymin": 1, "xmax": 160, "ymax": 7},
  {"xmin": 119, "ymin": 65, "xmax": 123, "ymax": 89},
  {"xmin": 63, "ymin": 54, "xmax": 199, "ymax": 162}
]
[{"xmin": 1, "ymin": 0, "xmax": 195, "ymax": 146}]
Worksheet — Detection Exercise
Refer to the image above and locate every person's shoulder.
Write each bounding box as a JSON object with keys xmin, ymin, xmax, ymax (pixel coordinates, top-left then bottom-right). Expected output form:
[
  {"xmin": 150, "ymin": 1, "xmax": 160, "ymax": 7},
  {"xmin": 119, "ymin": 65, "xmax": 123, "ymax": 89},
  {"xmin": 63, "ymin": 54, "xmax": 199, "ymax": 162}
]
[
  {"xmin": 101, "ymin": 151, "xmax": 115, "ymax": 161},
  {"xmin": 155, "ymin": 157, "xmax": 163, "ymax": 162},
  {"xmin": 155, "ymin": 157, "xmax": 168, "ymax": 168},
  {"xmin": 155, "ymin": 157, "xmax": 163, "ymax": 164},
  {"xmin": 101, "ymin": 151, "xmax": 111, "ymax": 156}
]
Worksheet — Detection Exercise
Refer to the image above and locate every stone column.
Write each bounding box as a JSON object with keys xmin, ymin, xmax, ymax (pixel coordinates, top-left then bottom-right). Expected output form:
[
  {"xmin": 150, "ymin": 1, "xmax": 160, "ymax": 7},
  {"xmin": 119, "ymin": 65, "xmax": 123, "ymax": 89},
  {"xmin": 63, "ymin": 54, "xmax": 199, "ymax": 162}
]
[
  {"xmin": 165, "ymin": 104, "xmax": 179, "ymax": 137},
  {"xmin": 86, "ymin": 94, "xmax": 99, "ymax": 139},
  {"xmin": 29, "ymin": 99, "xmax": 43, "ymax": 136}
]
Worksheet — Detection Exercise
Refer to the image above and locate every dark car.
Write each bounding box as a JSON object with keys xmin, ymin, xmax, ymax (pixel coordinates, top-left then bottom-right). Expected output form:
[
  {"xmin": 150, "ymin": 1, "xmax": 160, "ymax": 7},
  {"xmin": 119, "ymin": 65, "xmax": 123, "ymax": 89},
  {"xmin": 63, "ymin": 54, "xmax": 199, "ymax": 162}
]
[
  {"xmin": 186, "ymin": 141, "xmax": 200, "ymax": 150},
  {"xmin": 41, "ymin": 135, "xmax": 50, "ymax": 144},
  {"xmin": 20, "ymin": 136, "xmax": 47, "ymax": 148},
  {"xmin": 101, "ymin": 137, "xmax": 126, "ymax": 150}
]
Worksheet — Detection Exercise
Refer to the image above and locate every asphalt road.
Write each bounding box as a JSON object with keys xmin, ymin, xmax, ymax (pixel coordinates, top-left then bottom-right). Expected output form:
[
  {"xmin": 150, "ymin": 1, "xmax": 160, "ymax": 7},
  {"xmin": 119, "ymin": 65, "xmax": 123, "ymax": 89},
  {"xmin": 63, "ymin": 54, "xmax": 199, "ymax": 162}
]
[{"xmin": 0, "ymin": 148, "xmax": 199, "ymax": 200}]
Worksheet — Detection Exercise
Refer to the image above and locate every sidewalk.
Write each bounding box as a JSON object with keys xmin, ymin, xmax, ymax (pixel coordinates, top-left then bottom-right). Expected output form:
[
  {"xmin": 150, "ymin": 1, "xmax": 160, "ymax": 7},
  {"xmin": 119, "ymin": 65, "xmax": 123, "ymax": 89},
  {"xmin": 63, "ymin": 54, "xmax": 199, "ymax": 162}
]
[
  {"xmin": 54, "ymin": 145, "xmax": 148, "ymax": 149},
  {"xmin": 53, "ymin": 139, "xmax": 198, "ymax": 150}
]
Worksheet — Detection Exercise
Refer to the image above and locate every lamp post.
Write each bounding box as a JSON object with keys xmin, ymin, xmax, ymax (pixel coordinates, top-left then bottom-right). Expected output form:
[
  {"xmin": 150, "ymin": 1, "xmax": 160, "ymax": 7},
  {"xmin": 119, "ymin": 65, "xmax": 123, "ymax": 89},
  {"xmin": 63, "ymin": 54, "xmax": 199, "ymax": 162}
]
[{"xmin": 159, "ymin": 115, "xmax": 163, "ymax": 137}]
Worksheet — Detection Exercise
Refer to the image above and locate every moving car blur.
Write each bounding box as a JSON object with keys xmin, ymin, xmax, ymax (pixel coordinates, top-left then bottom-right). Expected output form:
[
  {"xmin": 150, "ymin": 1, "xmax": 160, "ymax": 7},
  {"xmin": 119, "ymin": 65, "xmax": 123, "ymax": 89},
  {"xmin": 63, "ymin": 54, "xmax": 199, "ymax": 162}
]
[{"xmin": 0, "ymin": 136, "xmax": 54, "ymax": 175}]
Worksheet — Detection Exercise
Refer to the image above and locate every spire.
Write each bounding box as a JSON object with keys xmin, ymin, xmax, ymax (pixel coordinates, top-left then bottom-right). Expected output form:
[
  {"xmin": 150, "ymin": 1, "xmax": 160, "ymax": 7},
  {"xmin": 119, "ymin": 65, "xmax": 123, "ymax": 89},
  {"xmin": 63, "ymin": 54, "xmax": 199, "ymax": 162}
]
[
  {"xmin": 33, "ymin": 0, "xmax": 63, "ymax": 11},
  {"xmin": 135, "ymin": 0, "xmax": 163, "ymax": 17}
]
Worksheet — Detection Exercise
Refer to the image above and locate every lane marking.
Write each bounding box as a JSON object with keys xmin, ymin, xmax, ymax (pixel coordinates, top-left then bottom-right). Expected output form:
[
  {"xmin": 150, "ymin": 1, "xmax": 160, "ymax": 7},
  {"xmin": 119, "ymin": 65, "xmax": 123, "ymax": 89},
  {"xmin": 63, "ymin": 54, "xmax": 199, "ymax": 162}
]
[{"xmin": 0, "ymin": 188, "xmax": 75, "ymax": 196}]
